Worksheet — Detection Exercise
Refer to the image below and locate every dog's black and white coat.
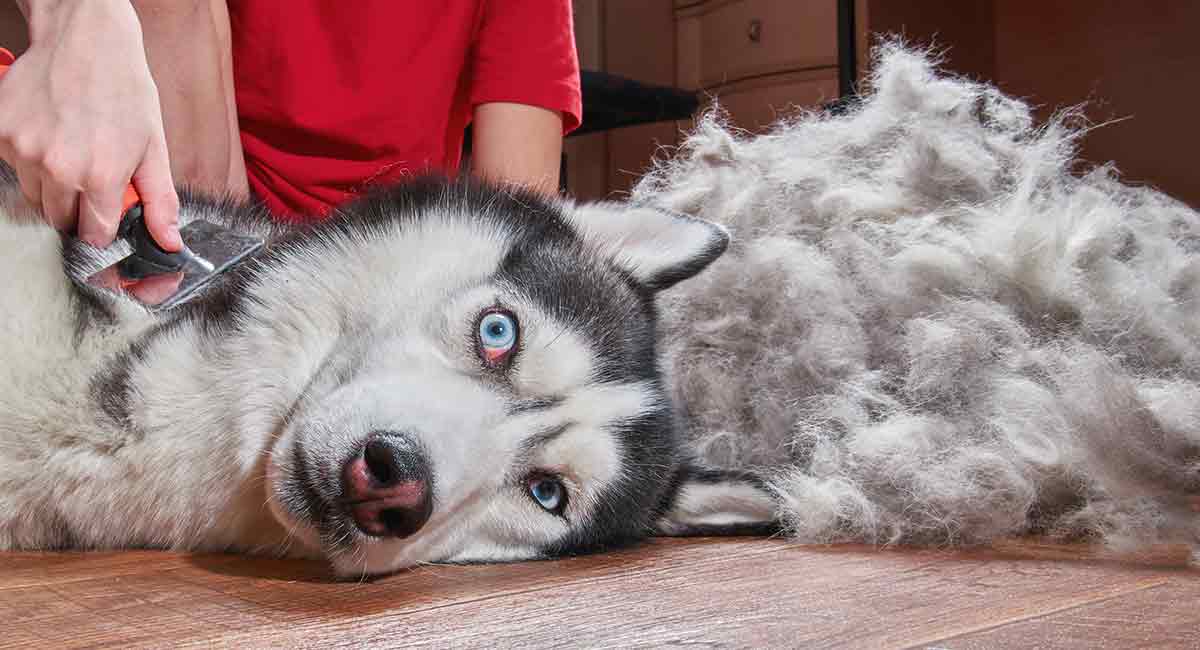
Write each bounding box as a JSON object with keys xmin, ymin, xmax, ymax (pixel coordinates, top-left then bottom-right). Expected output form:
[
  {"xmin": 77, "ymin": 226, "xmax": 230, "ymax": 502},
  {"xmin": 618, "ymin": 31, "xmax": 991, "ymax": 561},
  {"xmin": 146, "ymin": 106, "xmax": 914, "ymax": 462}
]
[{"xmin": 0, "ymin": 171, "xmax": 777, "ymax": 577}]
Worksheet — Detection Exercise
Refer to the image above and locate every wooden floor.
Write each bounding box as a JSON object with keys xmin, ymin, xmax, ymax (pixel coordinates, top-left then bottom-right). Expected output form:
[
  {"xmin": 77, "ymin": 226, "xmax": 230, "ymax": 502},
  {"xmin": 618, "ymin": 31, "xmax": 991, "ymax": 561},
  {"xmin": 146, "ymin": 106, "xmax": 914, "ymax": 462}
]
[{"xmin": 1, "ymin": 538, "xmax": 1197, "ymax": 649}]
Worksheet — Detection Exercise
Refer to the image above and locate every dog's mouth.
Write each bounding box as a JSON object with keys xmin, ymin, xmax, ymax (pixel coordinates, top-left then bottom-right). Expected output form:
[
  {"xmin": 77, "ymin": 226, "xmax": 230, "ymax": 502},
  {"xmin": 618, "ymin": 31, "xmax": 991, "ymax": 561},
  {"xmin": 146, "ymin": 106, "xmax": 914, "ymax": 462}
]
[{"xmin": 264, "ymin": 441, "xmax": 344, "ymax": 554}]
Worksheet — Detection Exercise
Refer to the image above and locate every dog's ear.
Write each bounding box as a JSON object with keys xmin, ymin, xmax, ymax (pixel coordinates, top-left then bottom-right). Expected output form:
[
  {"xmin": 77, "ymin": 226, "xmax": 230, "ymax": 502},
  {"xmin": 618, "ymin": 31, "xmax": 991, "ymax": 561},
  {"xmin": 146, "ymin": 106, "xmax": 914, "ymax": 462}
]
[
  {"xmin": 566, "ymin": 201, "xmax": 730, "ymax": 292},
  {"xmin": 655, "ymin": 465, "xmax": 781, "ymax": 536}
]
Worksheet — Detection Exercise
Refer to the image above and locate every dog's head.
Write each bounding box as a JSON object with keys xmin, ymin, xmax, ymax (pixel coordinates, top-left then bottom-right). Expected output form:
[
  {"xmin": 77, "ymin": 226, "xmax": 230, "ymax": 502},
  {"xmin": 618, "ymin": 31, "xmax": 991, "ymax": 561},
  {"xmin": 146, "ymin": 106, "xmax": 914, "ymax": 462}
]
[{"xmin": 244, "ymin": 179, "xmax": 776, "ymax": 577}]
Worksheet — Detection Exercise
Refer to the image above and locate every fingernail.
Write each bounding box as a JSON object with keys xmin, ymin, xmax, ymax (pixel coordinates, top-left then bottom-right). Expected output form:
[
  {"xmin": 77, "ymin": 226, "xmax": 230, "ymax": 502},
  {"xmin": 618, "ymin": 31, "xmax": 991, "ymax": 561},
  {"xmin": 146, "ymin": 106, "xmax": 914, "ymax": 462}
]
[
  {"xmin": 77, "ymin": 223, "xmax": 109, "ymax": 248},
  {"xmin": 164, "ymin": 224, "xmax": 184, "ymax": 251}
]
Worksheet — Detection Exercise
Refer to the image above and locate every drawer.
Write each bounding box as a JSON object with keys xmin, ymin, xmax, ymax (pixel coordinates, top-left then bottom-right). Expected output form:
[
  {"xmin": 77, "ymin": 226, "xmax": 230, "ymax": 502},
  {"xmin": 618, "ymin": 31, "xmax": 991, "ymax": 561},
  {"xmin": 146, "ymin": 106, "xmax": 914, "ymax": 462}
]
[
  {"xmin": 677, "ymin": 0, "xmax": 838, "ymax": 90},
  {"xmin": 702, "ymin": 70, "xmax": 840, "ymax": 133}
]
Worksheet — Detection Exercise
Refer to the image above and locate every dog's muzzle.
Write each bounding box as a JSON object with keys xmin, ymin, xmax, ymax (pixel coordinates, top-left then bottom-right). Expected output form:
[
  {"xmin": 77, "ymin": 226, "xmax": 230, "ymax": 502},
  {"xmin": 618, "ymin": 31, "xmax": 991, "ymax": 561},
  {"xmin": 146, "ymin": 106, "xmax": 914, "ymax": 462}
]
[{"xmin": 341, "ymin": 431, "xmax": 433, "ymax": 538}]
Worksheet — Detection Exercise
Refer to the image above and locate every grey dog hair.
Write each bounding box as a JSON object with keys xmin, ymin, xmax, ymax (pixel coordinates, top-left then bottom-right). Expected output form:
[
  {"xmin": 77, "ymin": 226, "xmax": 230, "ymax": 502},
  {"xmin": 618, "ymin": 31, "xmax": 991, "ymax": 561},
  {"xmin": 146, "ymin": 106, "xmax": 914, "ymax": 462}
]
[{"xmin": 639, "ymin": 41, "xmax": 1200, "ymax": 561}]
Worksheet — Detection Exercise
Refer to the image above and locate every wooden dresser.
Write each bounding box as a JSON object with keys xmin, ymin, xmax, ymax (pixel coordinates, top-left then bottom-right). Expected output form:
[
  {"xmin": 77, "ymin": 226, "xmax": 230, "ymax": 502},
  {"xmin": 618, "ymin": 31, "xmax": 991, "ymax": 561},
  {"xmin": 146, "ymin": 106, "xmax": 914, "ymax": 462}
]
[
  {"xmin": 568, "ymin": 0, "xmax": 855, "ymax": 201},
  {"xmin": 673, "ymin": 0, "xmax": 843, "ymax": 132}
]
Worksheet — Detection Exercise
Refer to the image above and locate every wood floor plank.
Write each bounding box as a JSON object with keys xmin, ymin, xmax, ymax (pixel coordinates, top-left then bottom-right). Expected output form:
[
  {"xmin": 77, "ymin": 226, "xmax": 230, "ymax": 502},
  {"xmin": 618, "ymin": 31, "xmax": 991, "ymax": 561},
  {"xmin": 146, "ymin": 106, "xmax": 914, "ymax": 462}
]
[
  {"xmin": 8, "ymin": 608, "xmax": 162, "ymax": 650},
  {"xmin": 0, "ymin": 583, "xmax": 90, "ymax": 622},
  {"xmin": 162, "ymin": 538, "xmax": 784, "ymax": 623},
  {"xmin": 0, "ymin": 551, "xmax": 242, "ymax": 590},
  {"xmin": 933, "ymin": 581, "xmax": 1200, "ymax": 649},
  {"xmin": 2, "ymin": 539, "xmax": 1196, "ymax": 649},
  {"xmin": 0, "ymin": 624, "xmax": 44, "ymax": 650},
  {"xmin": 188, "ymin": 542, "xmax": 1200, "ymax": 649}
]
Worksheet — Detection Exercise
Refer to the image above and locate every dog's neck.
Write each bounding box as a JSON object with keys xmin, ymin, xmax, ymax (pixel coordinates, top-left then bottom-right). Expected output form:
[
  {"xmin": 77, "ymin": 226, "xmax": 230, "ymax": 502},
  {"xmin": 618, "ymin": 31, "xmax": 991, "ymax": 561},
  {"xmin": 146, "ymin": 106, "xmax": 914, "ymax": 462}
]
[
  {"xmin": 32, "ymin": 236, "xmax": 347, "ymax": 556},
  {"xmin": 63, "ymin": 299, "xmax": 326, "ymax": 556}
]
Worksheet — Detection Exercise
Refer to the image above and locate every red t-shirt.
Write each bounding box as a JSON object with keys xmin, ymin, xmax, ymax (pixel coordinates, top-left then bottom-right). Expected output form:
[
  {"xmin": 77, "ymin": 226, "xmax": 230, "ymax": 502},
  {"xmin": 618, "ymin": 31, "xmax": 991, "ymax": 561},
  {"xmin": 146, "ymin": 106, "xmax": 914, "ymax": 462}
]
[{"xmin": 227, "ymin": 1, "xmax": 583, "ymax": 221}]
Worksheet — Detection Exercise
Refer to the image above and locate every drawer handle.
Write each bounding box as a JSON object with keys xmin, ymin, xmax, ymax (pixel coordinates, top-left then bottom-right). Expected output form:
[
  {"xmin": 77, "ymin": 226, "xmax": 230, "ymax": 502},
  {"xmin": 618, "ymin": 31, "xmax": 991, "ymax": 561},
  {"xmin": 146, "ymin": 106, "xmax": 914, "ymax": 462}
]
[{"xmin": 747, "ymin": 18, "xmax": 762, "ymax": 43}]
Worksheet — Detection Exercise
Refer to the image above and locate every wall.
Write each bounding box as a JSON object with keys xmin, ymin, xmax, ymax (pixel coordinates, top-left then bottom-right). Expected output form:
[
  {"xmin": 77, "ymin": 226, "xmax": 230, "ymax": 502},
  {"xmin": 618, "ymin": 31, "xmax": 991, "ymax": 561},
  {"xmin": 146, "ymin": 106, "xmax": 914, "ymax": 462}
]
[
  {"xmin": 992, "ymin": 0, "xmax": 1200, "ymax": 208},
  {"xmin": 856, "ymin": 0, "xmax": 995, "ymax": 85},
  {"xmin": 858, "ymin": 0, "xmax": 1200, "ymax": 209}
]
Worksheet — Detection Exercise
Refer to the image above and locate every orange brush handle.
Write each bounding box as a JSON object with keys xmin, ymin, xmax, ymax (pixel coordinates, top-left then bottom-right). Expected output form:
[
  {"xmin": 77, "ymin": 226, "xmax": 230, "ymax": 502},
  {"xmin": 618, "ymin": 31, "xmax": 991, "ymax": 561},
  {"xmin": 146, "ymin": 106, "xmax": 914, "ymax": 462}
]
[{"xmin": 0, "ymin": 46, "xmax": 141, "ymax": 214}]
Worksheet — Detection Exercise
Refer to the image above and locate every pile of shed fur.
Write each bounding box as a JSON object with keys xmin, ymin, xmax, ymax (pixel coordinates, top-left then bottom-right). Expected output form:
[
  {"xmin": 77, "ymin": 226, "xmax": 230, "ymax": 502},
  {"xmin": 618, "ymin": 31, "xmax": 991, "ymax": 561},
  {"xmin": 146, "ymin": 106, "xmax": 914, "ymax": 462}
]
[{"xmin": 639, "ymin": 42, "xmax": 1200, "ymax": 559}]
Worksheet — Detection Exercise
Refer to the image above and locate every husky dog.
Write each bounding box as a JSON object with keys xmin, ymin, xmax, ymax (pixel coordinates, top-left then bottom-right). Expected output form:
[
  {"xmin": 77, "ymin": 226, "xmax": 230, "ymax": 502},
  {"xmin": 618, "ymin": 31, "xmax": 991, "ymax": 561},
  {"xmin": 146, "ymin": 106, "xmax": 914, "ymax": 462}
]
[{"xmin": 0, "ymin": 171, "xmax": 778, "ymax": 577}]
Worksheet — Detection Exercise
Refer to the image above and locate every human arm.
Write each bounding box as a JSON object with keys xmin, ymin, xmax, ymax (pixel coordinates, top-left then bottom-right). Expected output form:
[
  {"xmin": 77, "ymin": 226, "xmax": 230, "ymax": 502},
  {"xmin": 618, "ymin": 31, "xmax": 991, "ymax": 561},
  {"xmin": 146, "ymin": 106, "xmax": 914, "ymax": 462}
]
[
  {"xmin": 470, "ymin": 102, "xmax": 564, "ymax": 197},
  {"xmin": 468, "ymin": 0, "xmax": 581, "ymax": 197}
]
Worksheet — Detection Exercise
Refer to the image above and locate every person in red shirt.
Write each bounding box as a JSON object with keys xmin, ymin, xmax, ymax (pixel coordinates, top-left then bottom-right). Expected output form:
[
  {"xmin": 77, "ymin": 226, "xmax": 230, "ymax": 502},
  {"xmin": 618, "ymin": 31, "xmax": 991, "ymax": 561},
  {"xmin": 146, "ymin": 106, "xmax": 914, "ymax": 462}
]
[
  {"xmin": 0, "ymin": 0, "xmax": 582, "ymax": 245},
  {"xmin": 230, "ymin": 0, "xmax": 582, "ymax": 220}
]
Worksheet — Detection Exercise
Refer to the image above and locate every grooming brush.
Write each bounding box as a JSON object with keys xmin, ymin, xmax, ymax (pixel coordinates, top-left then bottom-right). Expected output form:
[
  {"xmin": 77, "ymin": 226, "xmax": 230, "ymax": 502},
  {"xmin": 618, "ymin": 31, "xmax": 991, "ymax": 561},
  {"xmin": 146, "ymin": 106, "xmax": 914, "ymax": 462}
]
[{"xmin": 83, "ymin": 184, "xmax": 263, "ymax": 311}]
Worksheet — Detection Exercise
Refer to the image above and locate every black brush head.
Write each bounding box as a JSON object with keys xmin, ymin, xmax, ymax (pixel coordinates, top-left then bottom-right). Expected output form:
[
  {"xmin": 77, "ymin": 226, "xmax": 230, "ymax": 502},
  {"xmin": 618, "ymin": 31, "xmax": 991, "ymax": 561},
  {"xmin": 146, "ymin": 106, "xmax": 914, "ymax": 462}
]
[{"xmin": 86, "ymin": 219, "xmax": 263, "ymax": 312}]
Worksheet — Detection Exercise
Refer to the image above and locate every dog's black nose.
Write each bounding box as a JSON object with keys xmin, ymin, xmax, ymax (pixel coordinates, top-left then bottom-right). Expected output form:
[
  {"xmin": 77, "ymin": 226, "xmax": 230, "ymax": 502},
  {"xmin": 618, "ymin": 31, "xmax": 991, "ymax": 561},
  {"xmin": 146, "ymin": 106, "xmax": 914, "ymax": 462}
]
[{"xmin": 342, "ymin": 431, "xmax": 433, "ymax": 538}]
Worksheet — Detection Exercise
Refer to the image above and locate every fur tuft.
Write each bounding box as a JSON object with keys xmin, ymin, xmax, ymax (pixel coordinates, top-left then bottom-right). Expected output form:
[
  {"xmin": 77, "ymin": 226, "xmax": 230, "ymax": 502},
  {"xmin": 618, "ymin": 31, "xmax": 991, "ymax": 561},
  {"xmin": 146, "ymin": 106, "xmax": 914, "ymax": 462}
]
[{"xmin": 636, "ymin": 40, "xmax": 1200, "ymax": 555}]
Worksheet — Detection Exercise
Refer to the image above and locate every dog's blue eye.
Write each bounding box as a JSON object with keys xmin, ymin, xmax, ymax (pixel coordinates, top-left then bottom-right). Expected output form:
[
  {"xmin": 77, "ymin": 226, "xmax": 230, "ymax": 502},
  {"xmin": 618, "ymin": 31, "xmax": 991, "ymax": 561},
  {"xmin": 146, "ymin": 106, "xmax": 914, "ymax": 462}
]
[
  {"xmin": 478, "ymin": 311, "xmax": 518, "ymax": 363},
  {"xmin": 528, "ymin": 477, "xmax": 565, "ymax": 513}
]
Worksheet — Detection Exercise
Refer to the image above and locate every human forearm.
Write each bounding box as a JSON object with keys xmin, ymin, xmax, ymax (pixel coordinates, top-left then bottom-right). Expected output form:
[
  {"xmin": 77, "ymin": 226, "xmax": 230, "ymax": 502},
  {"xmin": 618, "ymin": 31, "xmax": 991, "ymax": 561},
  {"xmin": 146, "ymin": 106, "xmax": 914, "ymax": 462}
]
[
  {"xmin": 470, "ymin": 102, "xmax": 564, "ymax": 196},
  {"xmin": 1, "ymin": 0, "xmax": 180, "ymax": 249},
  {"xmin": 132, "ymin": 0, "xmax": 248, "ymax": 199}
]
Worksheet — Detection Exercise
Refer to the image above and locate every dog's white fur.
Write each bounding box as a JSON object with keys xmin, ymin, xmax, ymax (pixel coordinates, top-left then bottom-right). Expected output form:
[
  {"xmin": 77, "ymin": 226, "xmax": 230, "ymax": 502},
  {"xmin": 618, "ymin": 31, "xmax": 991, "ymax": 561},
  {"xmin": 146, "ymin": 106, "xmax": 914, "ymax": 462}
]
[{"xmin": 644, "ymin": 42, "xmax": 1200, "ymax": 559}]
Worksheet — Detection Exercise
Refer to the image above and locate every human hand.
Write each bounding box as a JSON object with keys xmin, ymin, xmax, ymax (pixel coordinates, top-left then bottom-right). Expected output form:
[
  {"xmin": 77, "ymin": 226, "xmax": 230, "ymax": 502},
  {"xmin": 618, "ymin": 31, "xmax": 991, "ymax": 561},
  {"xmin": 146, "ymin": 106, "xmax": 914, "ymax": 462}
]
[{"xmin": 0, "ymin": 0, "xmax": 181, "ymax": 250}]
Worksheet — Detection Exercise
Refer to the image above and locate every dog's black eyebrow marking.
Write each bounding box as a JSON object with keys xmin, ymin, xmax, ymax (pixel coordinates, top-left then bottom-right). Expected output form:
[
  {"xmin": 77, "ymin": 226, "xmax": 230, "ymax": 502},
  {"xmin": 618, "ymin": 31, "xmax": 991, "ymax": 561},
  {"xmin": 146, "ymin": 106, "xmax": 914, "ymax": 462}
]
[
  {"xmin": 90, "ymin": 336, "xmax": 153, "ymax": 433},
  {"xmin": 507, "ymin": 395, "xmax": 565, "ymax": 416},
  {"xmin": 87, "ymin": 315, "xmax": 192, "ymax": 435},
  {"xmin": 516, "ymin": 422, "xmax": 574, "ymax": 461}
]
